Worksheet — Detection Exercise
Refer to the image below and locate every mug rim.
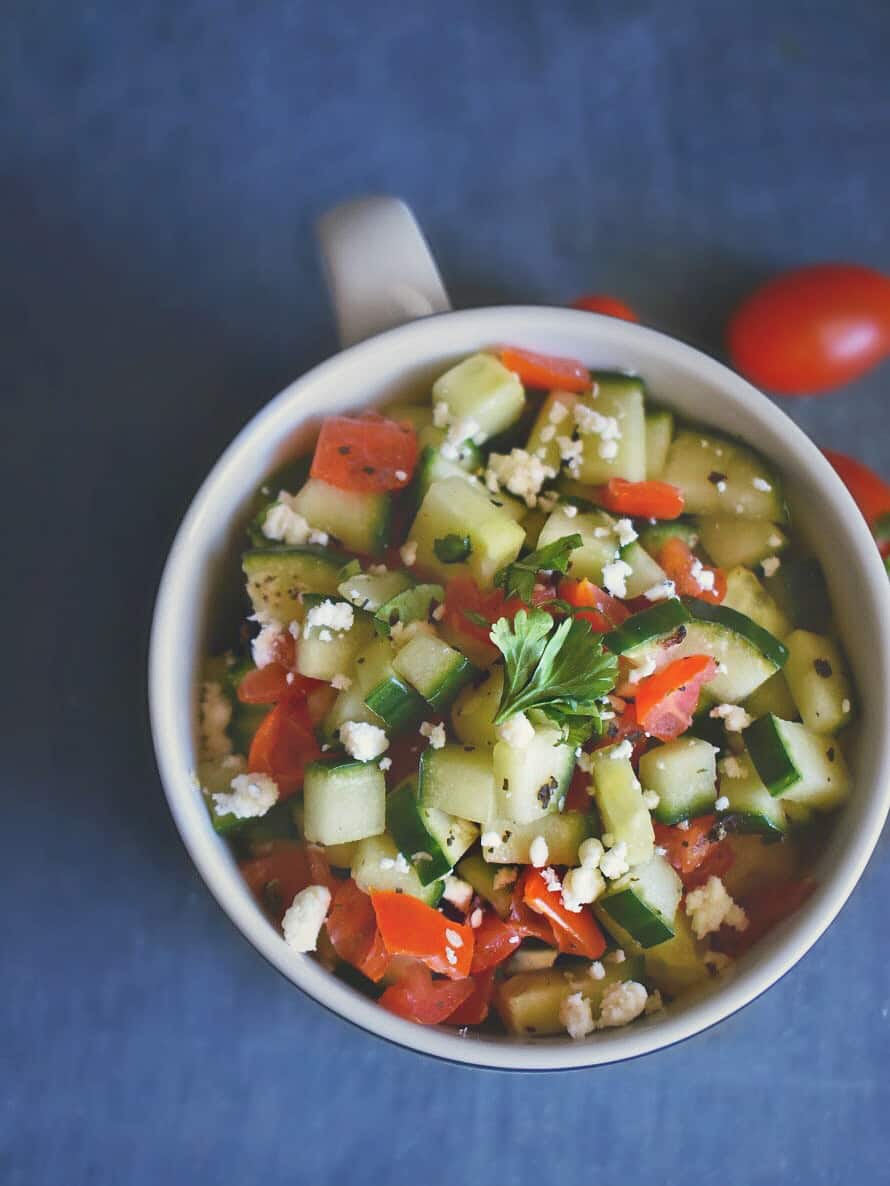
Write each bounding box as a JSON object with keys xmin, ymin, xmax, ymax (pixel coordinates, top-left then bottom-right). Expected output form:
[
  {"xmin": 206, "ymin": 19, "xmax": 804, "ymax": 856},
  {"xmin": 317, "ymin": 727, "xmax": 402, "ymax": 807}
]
[{"xmin": 149, "ymin": 304, "xmax": 890, "ymax": 1070}]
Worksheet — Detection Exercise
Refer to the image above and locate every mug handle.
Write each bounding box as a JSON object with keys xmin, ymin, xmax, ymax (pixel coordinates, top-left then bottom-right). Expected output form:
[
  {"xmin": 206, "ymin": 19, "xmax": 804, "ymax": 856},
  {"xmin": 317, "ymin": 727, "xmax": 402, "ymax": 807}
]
[{"xmin": 316, "ymin": 196, "xmax": 452, "ymax": 348}]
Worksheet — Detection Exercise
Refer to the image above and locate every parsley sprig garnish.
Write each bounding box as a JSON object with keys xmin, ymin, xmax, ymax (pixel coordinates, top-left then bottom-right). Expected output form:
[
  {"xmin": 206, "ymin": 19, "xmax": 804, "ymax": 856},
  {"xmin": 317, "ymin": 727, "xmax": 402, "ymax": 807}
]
[
  {"xmin": 495, "ymin": 534, "xmax": 582, "ymax": 603},
  {"xmin": 489, "ymin": 608, "xmax": 618, "ymax": 728}
]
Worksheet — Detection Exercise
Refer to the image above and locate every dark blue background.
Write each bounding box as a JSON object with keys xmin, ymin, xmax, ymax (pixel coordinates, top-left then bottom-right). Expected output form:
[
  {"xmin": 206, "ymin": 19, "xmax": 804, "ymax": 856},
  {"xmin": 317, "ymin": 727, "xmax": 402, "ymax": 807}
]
[{"xmin": 4, "ymin": 2, "xmax": 889, "ymax": 1183}]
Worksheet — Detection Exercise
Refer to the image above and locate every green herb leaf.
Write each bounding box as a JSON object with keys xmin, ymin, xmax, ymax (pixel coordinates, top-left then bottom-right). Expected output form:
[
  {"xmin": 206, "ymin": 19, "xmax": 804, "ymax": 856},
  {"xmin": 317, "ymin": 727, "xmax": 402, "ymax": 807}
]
[
  {"xmin": 434, "ymin": 534, "xmax": 472, "ymax": 564},
  {"xmin": 496, "ymin": 533, "xmax": 583, "ymax": 602},
  {"xmin": 490, "ymin": 608, "xmax": 618, "ymax": 726},
  {"xmin": 463, "ymin": 610, "xmax": 490, "ymax": 629}
]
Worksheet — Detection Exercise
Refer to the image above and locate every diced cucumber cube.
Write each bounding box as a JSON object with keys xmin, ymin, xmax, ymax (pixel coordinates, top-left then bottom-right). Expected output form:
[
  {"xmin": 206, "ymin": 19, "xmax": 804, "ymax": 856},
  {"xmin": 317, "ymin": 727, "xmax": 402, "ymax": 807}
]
[
  {"xmin": 639, "ymin": 737, "xmax": 718, "ymax": 824},
  {"xmin": 783, "ymin": 629, "xmax": 854, "ymax": 735},
  {"xmin": 697, "ymin": 516, "xmax": 789, "ymax": 570},
  {"xmin": 480, "ymin": 812, "xmax": 592, "ymax": 865},
  {"xmin": 661, "ymin": 430, "xmax": 787, "ymax": 521},
  {"xmin": 645, "ymin": 407, "xmax": 674, "ymax": 479},
  {"xmin": 418, "ymin": 744, "xmax": 496, "ymax": 823},
  {"xmin": 392, "ymin": 633, "xmax": 479, "ymax": 711},
  {"xmin": 722, "ymin": 567, "xmax": 791, "ymax": 640},
  {"xmin": 351, "ymin": 832, "xmax": 443, "ymax": 905},
  {"xmin": 597, "ymin": 855, "xmax": 683, "ymax": 948},
  {"xmin": 303, "ymin": 760, "xmax": 386, "ymax": 845},
  {"xmin": 432, "ymin": 352, "xmax": 526, "ymax": 440},
  {"xmin": 492, "ymin": 723, "xmax": 576, "ymax": 824},
  {"xmin": 537, "ymin": 506, "xmax": 619, "ymax": 584},
  {"xmin": 575, "ymin": 374, "xmax": 647, "ymax": 484},
  {"xmin": 590, "ymin": 746, "xmax": 655, "ymax": 865},
  {"xmin": 242, "ymin": 546, "xmax": 348, "ymax": 623},
  {"xmin": 292, "ymin": 477, "xmax": 391, "ymax": 556},
  {"xmin": 451, "ymin": 668, "xmax": 503, "ymax": 748}
]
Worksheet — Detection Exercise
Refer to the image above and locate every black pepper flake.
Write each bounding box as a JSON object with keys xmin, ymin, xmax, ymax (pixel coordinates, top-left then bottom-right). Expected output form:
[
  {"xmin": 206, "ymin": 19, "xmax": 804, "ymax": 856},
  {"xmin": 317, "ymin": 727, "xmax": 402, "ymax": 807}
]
[
  {"xmin": 666, "ymin": 625, "xmax": 688, "ymax": 648},
  {"xmin": 464, "ymin": 746, "xmax": 475, "ymax": 753},
  {"xmin": 708, "ymin": 470, "xmax": 727, "ymax": 485},
  {"xmin": 814, "ymin": 658, "xmax": 833, "ymax": 678},
  {"xmin": 502, "ymin": 778, "xmax": 510, "ymax": 791},
  {"xmin": 337, "ymin": 445, "xmax": 352, "ymax": 455},
  {"xmin": 362, "ymin": 465, "xmax": 376, "ymax": 475},
  {"xmin": 503, "ymin": 830, "xmax": 512, "ymax": 840},
  {"xmin": 827, "ymin": 746, "xmax": 836, "ymax": 761},
  {"xmin": 526, "ymin": 1026, "xmax": 537, "ymax": 1034}
]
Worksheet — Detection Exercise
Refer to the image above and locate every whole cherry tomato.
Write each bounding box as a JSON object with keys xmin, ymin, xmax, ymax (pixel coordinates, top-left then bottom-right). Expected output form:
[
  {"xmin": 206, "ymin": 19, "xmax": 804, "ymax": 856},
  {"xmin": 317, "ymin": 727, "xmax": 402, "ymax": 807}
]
[
  {"xmin": 727, "ymin": 263, "xmax": 890, "ymax": 395},
  {"xmin": 570, "ymin": 294, "xmax": 639, "ymax": 322}
]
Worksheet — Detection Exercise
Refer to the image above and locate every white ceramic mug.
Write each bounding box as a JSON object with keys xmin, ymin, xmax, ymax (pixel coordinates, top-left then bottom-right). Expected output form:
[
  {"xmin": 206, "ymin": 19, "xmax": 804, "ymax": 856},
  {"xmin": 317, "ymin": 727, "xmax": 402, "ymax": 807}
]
[{"xmin": 150, "ymin": 196, "xmax": 890, "ymax": 1070}]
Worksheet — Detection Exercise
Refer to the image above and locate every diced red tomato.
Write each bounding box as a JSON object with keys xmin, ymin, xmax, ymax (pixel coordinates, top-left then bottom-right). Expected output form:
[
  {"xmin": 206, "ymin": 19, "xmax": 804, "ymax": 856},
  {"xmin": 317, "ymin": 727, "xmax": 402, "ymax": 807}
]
[
  {"xmin": 247, "ymin": 699, "xmax": 322, "ymax": 797},
  {"xmin": 592, "ymin": 478, "xmax": 685, "ymax": 520},
  {"xmin": 469, "ymin": 910, "xmax": 522, "ymax": 973},
  {"xmin": 305, "ymin": 845, "xmax": 336, "ymax": 892},
  {"xmin": 713, "ymin": 879, "xmax": 816, "ymax": 957},
  {"xmin": 310, "ymin": 414, "xmax": 418, "ymax": 492},
  {"xmin": 591, "ymin": 700, "xmax": 649, "ymax": 765},
  {"xmin": 570, "ymin": 294, "xmax": 639, "ymax": 323},
  {"xmin": 238, "ymin": 664, "xmax": 323, "ymax": 705},
  {"xmin": 684, "ymin": 837, "xmax": 734, "ymax": 891},
  {"xmin": 634, "ymin": 654, "xmax": 718, "ymax": 741},
  {"xmin": 653, "ymin": 815, "xmax": 732, "ymax": 889},
  {"xmin": 657, "ymin": 538, "xmax": 726, "ymax": 604},
  {"xmin": 558, "ymin": 577, "xmax": 630, "ymax": 631},
  {"xmin": 240, "ymin": 841, "xmax": 311, "ymax": 920},
  {"xmin": 379, "ymin": 961, "xmax": 476, "ymax": 1024},
  {"xmin": 446, "ymin": 970, "xmax": 496, "ymax": 1025},
  {"xmin": 507, "ymin": 882, "xmax": 558, "ymax": 945},
  {"xmin": 443, "ymin": 576, "xmax": 520, "ymax": 653},
  {"xmin": 565, "ymin": 764, "xmax": 593, "ymax": 813},
  {"xmin": 325, "ymin": 878, "xmax": 390, "ymax": 982},
  {"xmin": 521, "ymin": 869, "xmax": 607, "ymax": 959},
  {"xmin": 371, "ymin": 891, "xmax": 474, "ymax": 979},
  {"xmin": 500, "ymin": 346, "xmax": 591, "ymax": 393}
]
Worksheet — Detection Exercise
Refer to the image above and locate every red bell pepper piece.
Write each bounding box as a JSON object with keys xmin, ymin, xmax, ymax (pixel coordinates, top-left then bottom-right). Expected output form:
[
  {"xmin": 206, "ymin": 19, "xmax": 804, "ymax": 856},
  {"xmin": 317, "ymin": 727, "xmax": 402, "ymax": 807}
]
[
  {"xmin": 371, "ymin": 891, "xmax": 474, "ymax": 979},
  {"xmin": 657, "ymin": 538, "xmax": 726, "ymax": 604},
  {"xmin": 378, "ymin": 961, "xmax": 476, "ymax": 1024},
  {"xmin": 633, "ymin": 654, "xmax": 717, "ymax": 741},
  {"xmin": 592, "ymin": 478, "xmax": 685, "ymax": 520},
  {"xmin": 500, "ymin": 346, "xmax": 591, "ymax": 393},
  {"xmin": 521, "ymin": 868, "xmax": 606, "ymax": 959}
]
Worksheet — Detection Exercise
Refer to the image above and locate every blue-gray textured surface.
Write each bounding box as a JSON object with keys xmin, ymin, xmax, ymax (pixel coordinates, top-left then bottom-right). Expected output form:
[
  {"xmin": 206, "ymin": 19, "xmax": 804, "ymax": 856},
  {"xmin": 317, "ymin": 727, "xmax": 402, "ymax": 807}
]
[{"xmin": 3, "ymin": 2, "xmax": 889, "ymax": 1183}]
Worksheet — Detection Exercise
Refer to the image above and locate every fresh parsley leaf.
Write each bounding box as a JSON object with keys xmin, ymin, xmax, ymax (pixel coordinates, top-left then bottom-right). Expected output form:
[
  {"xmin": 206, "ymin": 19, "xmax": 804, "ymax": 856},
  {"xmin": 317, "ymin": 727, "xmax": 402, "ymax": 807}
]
[
  {"xmin": 490, "ymin": 608, "xmax": 618, "ymax": 725},
  {"xmin": 434, "ymin": 534, "xmax": 472, "ymax": 564},
  {"xmin": 496, "ymin": 534, "xmax": 583, "ymax": 603}
]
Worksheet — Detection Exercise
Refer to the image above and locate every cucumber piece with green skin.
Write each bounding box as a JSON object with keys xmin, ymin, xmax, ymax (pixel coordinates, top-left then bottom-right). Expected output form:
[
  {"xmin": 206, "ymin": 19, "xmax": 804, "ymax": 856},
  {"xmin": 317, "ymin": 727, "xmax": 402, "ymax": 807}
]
[
  {"xmin": 536, "ymin": 505, "xmax": 619, "ymax": 583},
  {"xmin": 597, "ymin": 855, "xmax": 683, "ymax": 948},
  {"xmin": 296, "ymin": 595, "xmax": 376, "ymax": 681},
  {"xmin": 620, "ymin": 540, "xmax": 668, "ymax": 598},
  {"xmin": 455, "ymin": 853, "xmax": 513, "ymax": 917},
  {"xmin": 783, "ymin": 629, "xmax": 854, "ymax": 735},
  {"xmin": 675, "ymin": 598, "xmax": 788, "ymax": 703},
  {"xmin": 409, "ymin": 477, "xmax": 526, "ymax": 588},
  {"xmin": 354, "ymin": 636, "xmax": 427, "ymax": 732},
  {"xmin": 320, "ymin": 679, "xmax": 379, "ymax": 743},
  {"xmin": 386, "ymin": 777, "xmax": 479, "ymax": 884},
  {"xmin": 638, "ymin": 518, "xmax": 700, "ymax": 559},
  {"xmin": 480, "ymin": 811, "xmax": 593, "ymax": 865},
  {"xmin": 763, "ymin": 556, "xmax": 832, "ymax": 634},
  {"xmin": 590, "ymin": 747, "xmax": 655, "ymax": 864},
  {"xmin": 696, "ymin": 517, "xmax": 789, "ymax": 570},
  {"xmin": 641, "ymin": 912, "xmax": 711, "ymax": 996},
  {"xmin": 418, "ymin": 744, "xmax": 496, "ymax": 823},
  {"xmin": 351, "ymin": 832, "xmax": 444, "ymax": 906},
  {"xmin": 661, "ymin": 430, "xmax": 788, "ymax": 522},
  {"xmin": 414, "ymin": 430, "xmax": 484, "ymax": 502},
  {"xmin": 337, "ymin": 570, "xmax": 414, "ymax": 612},
  {"xmin": 374, "ymin": 584, "xmax": 444, "ymax": 637},
  {"xmin": 492, "ymin": 723, "xmax": 576, "ymax": 824},
  {"xmin": 432, "ymin": 352, "xmax": 526, "ymax": 440},
  {"xmin": 717, "ymin": 753, "xmax": 787, "ymax": 837},
  {"xmin": 645, "ymin": 407, "xmax": 674, "ymax": 479},
  {"xmin": 603, "ymin": 598, "xmax": 691, "ymax": 655},
  {"xmin": 574, "ymin": 374, "xmax": 647, "ymax": 485},
  {"xmin": 721, "ymin": 567, "xmax": 791, "ymax": 640},
  {"xmin": 291, "ymin": 477, "xmax": 391, "ymax": 556},
  {"xmin": 303, "ymin": 759, "xmax": 386, "ymax": 845},
  {"xmin": 243, "ymin": 546, "xmax": 349, "ymax": 623},
  {"xmin": 495, "ymin": 956, "xmax": 645, "ymax": 1036},
  {"xmin": 743, "ymin": 715, "xmax": 851, "ymax": 809},
  {"xmin": 451, "ymin": 669, "xmax": 504, "ymax": 748},
  {"xmin": 639, "ymin": 737, "xmax": 718, "ymax": 824},
  {"xmin": 525, "ymin": 391, "xmax": 579, "ymax": 472},
  {"xmin": 392, "ymin": 633, "xmax": 479, "ymax": 711},
  {"xmin": 744, "ymin": 670, "xmax": 799, "ymax": 722}
]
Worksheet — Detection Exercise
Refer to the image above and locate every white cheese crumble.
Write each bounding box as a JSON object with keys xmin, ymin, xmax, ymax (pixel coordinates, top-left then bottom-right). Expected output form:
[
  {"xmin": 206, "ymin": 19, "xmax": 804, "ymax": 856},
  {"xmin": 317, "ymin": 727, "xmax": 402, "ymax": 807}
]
[
  {"xmin": 309, "ymin": 529, "xmax": 329, "ymax": 546},
  {"xmin": 394, "ymin": 469, "xmax": 408, "ymax": 482},
  {"xmin": 598, "ymin": 980, "xmax": 648, "ymax": 1028},
  {"xmin": 644, "ymin": 579, "xmax": 678, "ymax": 601},
  {"xmin": 469, "ymin": 908, "xmax": 484, "ymax": 928},
  {"xmin": 767, "ymin": 533, "xmax": 784, "ymax": 549},
  {"xmin": 378, "ymin": 756, "xmax": 392, "ymax": 772},
  {"xmin": 481, "ymin": 830, "xmax": 505, "ymax": 849},
  {"xmin": 642, "ymin": 789, "xmax": 660, "ymax": 810},
  {"xmin": 589, "ymin": 960, "xmax": 606, "ymax": 980},
  {"xmin": 330, "ymin": 673, "xmax": 352, "ymax": 691},
  {"xmin": 556, "ymin": 435, "xmax": 584, "ymax": 475},
  {"xmin": 262, "ymin": 492, "xmax": 313, "ymax": 546},
  {"xmin": 561, "ymin": 502, "xmax": 578, "ymax": 518},
  {"xmin": 200, "ymin": 681, "xmax": 233, "ymax": 759},
  {"xmin": 721, "ymin": 755, "xmax": 744, "ymax": 779},
  {"xmin": 578, "ymin": 837, "xmax": 604, "ymax": 869},
  {"xmin": 250, "ymin": 623, "xmax": 284, "ymax": 668},
  {"xmin": 560, "ymin": 991, "xmax": 596, "ymax": 1040},
  {"xmin": 281, "ymin": 884, "xmax": 331, "ymax": 952},
  {"xmin": 339, "ymin": 720, "xmax": 389, "ymax": 762},
  {"xmin": 496, "ymin": 711, "xmax": 535, "ymax": 749},
  {"xmin": 714, "ymin": 795, "xmax": 730, "ymax": 811},
  {"xmin": 689, "ymin": 556, "xmax": 716, "ymax": 593},
  {"xmin": 599, "ymin": 439, "xmax": 619, "ymax": 460},
  {"xmin": 432, "ymin": 400, "xmax": 450, "ymax": 428},
  {"xmin": 599, "ymin": 840, "xmax": 630, "ymax": 880},
  {"xmin": 379, "ymin": 852, "xmax": 410, "ymax": 874},
  {"xmin": 614, "ymin": 517, "xmax": 638, "ymax": 547},
  {"xmin": 485, "ymin": 448, "xmax": 557, "ymax": 507},
  {"xmin": 573, "ymin": 404, "xmax": 622, "ymax": 455},
  {"xmin": 549, "ymin": 400, "xmax": 570, "ymax": 424},
  {"xmin": 609, "ymin": 738, "xmax": 634, "ymax": 761},
  {"xmin": 628, "ymin": 655, "xmax": 657, "ymax": 684},
  {"xmin": 761, "ymin": 556, "xmax": 781, "ymax": 578},
  {"xmin": 442, "ymin": 876, "xmax": 474, "ymax": 912},
  {"xmin": 602, "ymin": 557, "xmax": 633, "ymax": 598},
  {"xmin": 676, "ymin": 819, "xmax": 690, "ymax": 831},
  {"xmin": 561, "ymin": 866, "xmax": 605, "ymax": 912},
  {"xmin": 529, "ymin": 835, "xmax": 550, "ymax": 868},
  {"xmin": 445, "ymin": 927, "xmax": 464, "ymax": 949},
  {"xmin": 212, "ymin": 772, "xmax": 279, "ymax": 820},
  {"xmin": 709, "ymin": 703, "xmax": 752, "ymax": 733},
  {"xmin": 389, "ymin": 619, "xmax": 436, "ymax": 648},
  {"xmin": 431, "ymin": 602, "xmax": 446, "ymax": 622},
  {"xmin": 441, "ymin": 415, "xmax": 483, "ymax": 461},
  {"xmin": 305, "ymin": 599, "xmax": 354, "ymax": 637},
  {"xmin": 605, "ymin": 947, "xmax": 625, "ymax": 964},
  {"xmin": 400, "ymin": 540, "xmax": 418, "ymax": 567},
  {"xmin": 752, "ymin": 477, "xmax": 773, "ymax": 492},
  {"xmin": 445, "ymin": 946, "xmax": 458, "ymax": 966},
  {"xmin": 842, "ymin": 698, "xmax": 851, "ymax": 714},
  {"xmin": 419, "ymin": 721, "xmax": 447, "ymax": 749},
  {"xmin": 685, "ymin": 876, "xmax": 749, "ymax": 939},
  {"xmin": 541, "ymin": 867, "xmax": 562, "ymax": 893}
]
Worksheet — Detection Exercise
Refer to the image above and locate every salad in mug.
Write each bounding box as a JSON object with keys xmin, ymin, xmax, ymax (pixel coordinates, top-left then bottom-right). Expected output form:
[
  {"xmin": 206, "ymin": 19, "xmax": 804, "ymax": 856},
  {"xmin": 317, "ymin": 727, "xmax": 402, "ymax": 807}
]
[{"xmin": 198, "ymin": 346, "xmax": 855, "ymax": 1038}]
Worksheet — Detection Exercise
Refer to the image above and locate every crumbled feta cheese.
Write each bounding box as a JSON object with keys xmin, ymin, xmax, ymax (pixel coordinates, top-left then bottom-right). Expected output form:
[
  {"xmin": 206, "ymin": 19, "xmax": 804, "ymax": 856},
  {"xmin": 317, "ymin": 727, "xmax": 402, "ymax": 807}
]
[
  {"xmin": 716, "ymin": 480, "xmax": 727, "ymax": 493},
  {"xmin": 339, "ymin": 720, "xmax": 389, "ymax": 762},
  {"xmin": 540, "ymin": 424, "xmax": 556, "ymax": 443},
  {"xmin": 389, "ymin": 619, "xmax": 436, "ymax": 648},
  {"xmin": 685, "ymin": 876, "xmax": 749, "ymax": 939},
  {"xmin": 378, "ymin": 756, "xmax": 392, "ymax": 772},
  {"xmin": 642, "ymin": 789, "xmax": 660, "ymax": 810},
  {"xmin": 709, "ymin": 703, "xmax": 752, "ymax": 733},
  {"xmin": 598, "ymin": 980, "xmax": 648, "ymax": 1028},
  {"xmin": 445, "ymin": 946, "xmax": 458, "ymax": 966},
  {"xmin": 654, "ymin": 845, "xmax": 667, "ymax": 857},
  {"xmin": 715, "ymin": 795, "xmax": 730, "ymax": 811},
  {"xmin": 614, "ymin": 518, "xmax": 638, "ymax": 547},
  {"xmin": 541, "ymin": 866, "xmax": 563, "ymax": 893},
  {"xmin": 485, "ymin": 448, "xmax": 557, "ymax": 507},
  {"xmin": 481, "ymin": 830, "xmax": 504, "ymax": 849},
  {"xmin": 752, "ymin": 477, "xmax": 772, "ymax": 492},
  {"xmin": 842, "ymin": 698, "xmax": 851, "ymax": 714},
  {"xmin": 601, "ymin": 832, "xmax": 615, "ymax": 847},
  {"xmin": 281, "ymin": 884, "xmax": 331, "ymax": 952},
  {"xmin": 576, "ymin": 750, "xmax": 595, "ymax": 774},
  {"xmin": 562, "ymin": 502, "xmax": 578, "ymax": 518},
  {"xmin": 556, "ymin": 435, "xmax": 584, "ymax": 474},
  {"xmin": 469, "ymin": 908, "xmax": 484, "ymax": 928},
  {"xmin": 251, "ymin": 622, "xmax": 284, "ymax": 669},
  {"xmin": 445, "ymin": 927, "xmax": 464, "ymax": 949},
  {"xmin": 200, "ymin": 681, "xmax": 233, "ymax": 758},
  {"xmin": 609, "ymin": 738, "xmax": 633, "ymax": 761},
  {"xmin": 761, "ymin": 556, "xmax": 781, "ymax": 578},
  {"xmin": 308, "ymin": 529, "xmax": 330, "ymax": 546},
  {"xmin": 593, "ymin": 526, "xmax": 609, "ymax": 538},
  {"xmin": 432, "ymin": 603, "xmax": 446, "ymax": 622},
  {"xmin": 767, "ymin": 533, "xmax": 784, "ymax": 549},
  {"xmin": 442, "ymin": 875, "xmax": 474, "ymax": 912},
  {"xmin": 318, "ymin": 629, "xmax": 332, "ymax": 642},
  {"xmin": 432, "ymin": 400, "xmax": 450, "ymax": 428},
  {"xmin": 599, "ymin": 841, "xmax": 630, "ymax": 880},
  {"xmin": 578, "ymin": 837, "xmax": 604, "ymax": 869},
  {"xmin": 676, "ymin": 819, "xmax": 690, "ymax": 831},
  {"xmin": 392, "ymin": 851, "xmax": 411, "ymax": 874},
  {"xmin": 212, "ymin": 772, "xmax": 279, "ymax": 820},
  {"xmin": 400, "ymin": 540, "xmax": 418, "ymax": 567},
  {"xmin": 305, "ymin": 599, "xmax": 354, "ymax": 637},
  {"xmin": 573, "ymin": 404, "xmax": 622, "ymax": 446},
  {"xmin": 561, "ymin": 866, "xmax": 604, "ymax": 911},
  {"xmin": 419, "ymin": 721, "xmax": 447, "ymax": 749},
  {"xmin": 721, "ymin": 755, "xmax": 744, "ymax": 779},
  {"xmin": 644, "ymin": 579, "xmax": 677, "ymax": 601},
  {"xmin": 288, "ymin": 620, "xmax": 301, "ymax": 640},
  {"xmin": 368, "ymin": 563, "xmax": 389, "ymax": 576},
  {"xmin": 602, "ymin": 557, "xmax": 633, "ymax": 598},
  {"xmin": 599, "ymin": 439, "xmax": 619, "ymax": 460},
  {"xmin": 549, "ymin": 400, "xmax": 570, "ymax": 424},
  {"xmin": 529, "ymin": 835, "xmax": 549, "ymax": 868},
  {"xmin": 605, "ymin": 947, "xmax": 625, "ymax": 964},
  {"xmin": 492, "ymin": 867, "xmax": 518, "ymax": 890},
  {"xmin": 560, "ymin": 991, "xmax": 595, "ymax": 1040},
  {"xmin": 441, "ymin": 415, "xmax": 482, "ymax": 460},
  {"xmin": 629, "ymin": 655, "xmax": 657, "ymax": 684},
  {"xmin": 689, "ymin": 557, "xmax": 716, "ymax": 593},
  {"xmin": 589, "ymin": 960, "xmax": 606, "ymax": 980},
  {"xmin": 330, "ymin": 673, "xmax": 352, "ymax": 691},
  {"xmin": 262, "ymin": 492, "xmax": 313, "ymax": 546},
  {"xmin": 496, "ymin": 711, "xmax": 535, "ymax": 749},
  {"xmin": 394, "ymin": 469, "xmax": 408, "ymax": 482}
]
